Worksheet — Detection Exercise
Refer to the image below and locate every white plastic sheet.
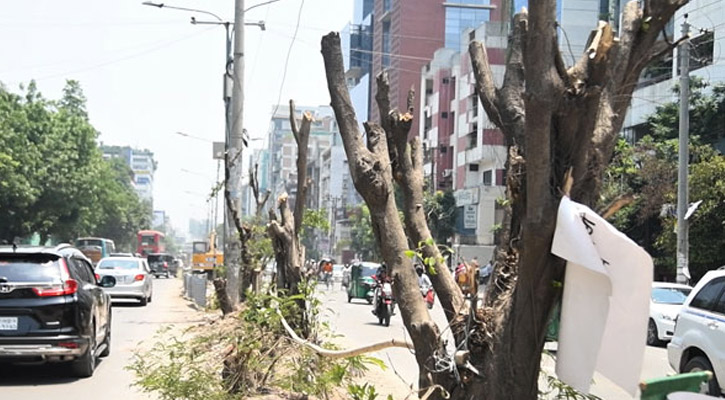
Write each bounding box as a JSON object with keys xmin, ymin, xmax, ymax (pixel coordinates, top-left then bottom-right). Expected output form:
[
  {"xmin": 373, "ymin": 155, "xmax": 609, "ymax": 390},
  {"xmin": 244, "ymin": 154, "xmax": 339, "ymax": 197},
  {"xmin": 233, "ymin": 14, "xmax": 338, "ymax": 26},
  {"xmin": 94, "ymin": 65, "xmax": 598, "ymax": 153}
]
[{"xmin": 551, "ymin": 196, "xmax": 653, "ymax": 395}]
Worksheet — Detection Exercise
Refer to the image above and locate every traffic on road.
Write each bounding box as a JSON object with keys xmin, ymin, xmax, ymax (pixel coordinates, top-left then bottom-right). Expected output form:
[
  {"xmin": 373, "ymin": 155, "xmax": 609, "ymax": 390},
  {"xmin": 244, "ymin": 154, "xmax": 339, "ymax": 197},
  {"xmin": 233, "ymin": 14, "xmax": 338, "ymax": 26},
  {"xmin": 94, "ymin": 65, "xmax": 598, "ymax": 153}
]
[{"xmin": 0, "ymin": 243, "xmax": 200, "ymax": 400}]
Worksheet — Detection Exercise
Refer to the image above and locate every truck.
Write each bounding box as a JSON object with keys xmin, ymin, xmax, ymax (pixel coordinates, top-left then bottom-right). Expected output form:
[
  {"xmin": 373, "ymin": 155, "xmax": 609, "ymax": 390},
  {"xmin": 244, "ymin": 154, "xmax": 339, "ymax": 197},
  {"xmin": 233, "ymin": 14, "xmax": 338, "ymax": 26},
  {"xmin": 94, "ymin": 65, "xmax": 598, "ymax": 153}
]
[{"xmin": 191, "ymin": 230, "xmax": 223, "ymax": 278}]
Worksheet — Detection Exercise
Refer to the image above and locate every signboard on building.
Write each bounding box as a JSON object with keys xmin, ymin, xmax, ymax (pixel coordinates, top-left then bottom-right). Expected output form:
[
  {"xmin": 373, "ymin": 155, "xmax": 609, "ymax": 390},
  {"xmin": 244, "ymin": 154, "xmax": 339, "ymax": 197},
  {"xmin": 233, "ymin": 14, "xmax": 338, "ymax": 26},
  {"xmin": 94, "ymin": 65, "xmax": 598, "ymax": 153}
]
[
  {"xmin": 463, "ymin": 205, "xmax": 477, "ymax": 229},
  {"xmin": 455, "ymin": 188, "xmax": 479, "ymax": 206},
  {"xmin": 153, "ymin": 210, "xmax": 165, "ymax": 228}
]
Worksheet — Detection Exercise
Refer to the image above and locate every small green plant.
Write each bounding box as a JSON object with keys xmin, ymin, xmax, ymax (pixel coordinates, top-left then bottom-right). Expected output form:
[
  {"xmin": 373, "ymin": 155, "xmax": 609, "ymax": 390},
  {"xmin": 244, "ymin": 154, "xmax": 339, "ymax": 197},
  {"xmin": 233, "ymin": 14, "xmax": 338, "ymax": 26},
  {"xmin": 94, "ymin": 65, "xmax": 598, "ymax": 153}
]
[
  {"xmin": 403, "ymin": 238, "xmax": 453, "ymax": 276},
  {"xmin": 128, "ymin": 288, "xmax": 386, "ymax": 400},
  {"xmin": 348, "ymin": 382, "xmax": 393, "ymax": 400}
]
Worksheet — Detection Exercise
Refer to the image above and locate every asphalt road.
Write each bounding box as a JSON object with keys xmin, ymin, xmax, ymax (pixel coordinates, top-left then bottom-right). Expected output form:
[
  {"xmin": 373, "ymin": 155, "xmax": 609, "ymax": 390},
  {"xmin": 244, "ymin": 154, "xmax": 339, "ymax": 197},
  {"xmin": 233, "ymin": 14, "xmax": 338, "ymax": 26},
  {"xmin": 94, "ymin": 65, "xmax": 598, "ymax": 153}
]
[
  {"xmin": 319, "ymin": 281, "xmax": 675, "ymax": 399},
  {"xmin": 0, "ymin": 277, "xmax": 202, "ymax": 400}
]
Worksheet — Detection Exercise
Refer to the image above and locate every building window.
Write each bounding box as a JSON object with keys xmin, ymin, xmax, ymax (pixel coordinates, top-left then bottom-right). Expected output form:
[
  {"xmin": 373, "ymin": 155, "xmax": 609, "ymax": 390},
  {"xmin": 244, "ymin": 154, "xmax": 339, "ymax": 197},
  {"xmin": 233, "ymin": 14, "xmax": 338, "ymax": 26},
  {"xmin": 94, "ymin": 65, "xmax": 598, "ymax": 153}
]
[
  {"xmin": 471, "ymin": 94, "xmax": 478, "ymax": 117},
  {"xmin": 382, "ymin": 21, "xmax": 391, "ymax": 67},
  {"xmin": 690, "ymin": 30, "xmax": 714, "ymax": 71},
  {"xmin": 483, "ymin": 170, "xmax": 492, "ymax": 186},
  {"xmin": 425, "ymin": 78, "xmax": 434, "ymax": 95},
  {"xmin": 383, "ymin": 0, "xmax": 392, "ymax": 12},
  {"xmin": 440, "ymin": 146, "xmax": 448, "ymax": 154},
  {"xmin": 442, "ymin": 77, "xmax": 450, "ymax": 84},
  {"xmin": 469, "ymin": 30, "xmax": 476, "ymax": 42},
  {"xmin": 424, "ymin": 115, "xmax": 432, "ymax": 131},
  {"xmin": 441, "ymin": 111, "xmax": 448, "ymax": 119},
  {"xmin": 468, "ymin": 164, "xmax": 479, "ymax": 172},
  {"xmin": 468, "ymin": 131, "xmax": 478, "ymax": 149}
]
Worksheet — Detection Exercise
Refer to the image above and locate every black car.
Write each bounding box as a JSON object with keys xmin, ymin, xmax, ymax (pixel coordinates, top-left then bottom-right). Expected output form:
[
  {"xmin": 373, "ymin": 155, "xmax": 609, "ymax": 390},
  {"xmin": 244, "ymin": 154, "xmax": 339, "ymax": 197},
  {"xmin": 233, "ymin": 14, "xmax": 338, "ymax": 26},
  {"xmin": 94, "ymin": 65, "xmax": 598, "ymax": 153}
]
[
  {"xmin": 147, "ymin": 253, "xmax": 176, "ymax": 278},
  {"xmin": 0, "ymin": 244, "xmax": 116, "ymax": 377}
]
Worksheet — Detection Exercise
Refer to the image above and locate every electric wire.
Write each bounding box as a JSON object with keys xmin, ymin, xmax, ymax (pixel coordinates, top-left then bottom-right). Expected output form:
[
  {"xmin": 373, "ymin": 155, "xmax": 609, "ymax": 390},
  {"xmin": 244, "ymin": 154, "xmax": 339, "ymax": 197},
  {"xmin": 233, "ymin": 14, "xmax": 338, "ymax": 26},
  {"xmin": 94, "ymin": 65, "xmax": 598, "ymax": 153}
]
[
  {"xmin": 4, "ymin": 26, "xmax": 217, "ymax": 85},
  {"xmin": 268, "ymin": 0, "xmax": 306, "ymax": 127}
]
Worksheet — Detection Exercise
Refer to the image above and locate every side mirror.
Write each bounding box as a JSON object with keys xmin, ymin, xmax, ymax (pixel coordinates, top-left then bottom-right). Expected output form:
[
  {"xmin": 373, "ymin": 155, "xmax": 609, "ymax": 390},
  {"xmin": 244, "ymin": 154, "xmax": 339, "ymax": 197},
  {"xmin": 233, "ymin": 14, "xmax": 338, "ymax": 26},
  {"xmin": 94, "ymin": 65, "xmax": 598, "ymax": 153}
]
[{"xmin": 99, "ymin": 275, "xmax": 117, "ymax": 288}]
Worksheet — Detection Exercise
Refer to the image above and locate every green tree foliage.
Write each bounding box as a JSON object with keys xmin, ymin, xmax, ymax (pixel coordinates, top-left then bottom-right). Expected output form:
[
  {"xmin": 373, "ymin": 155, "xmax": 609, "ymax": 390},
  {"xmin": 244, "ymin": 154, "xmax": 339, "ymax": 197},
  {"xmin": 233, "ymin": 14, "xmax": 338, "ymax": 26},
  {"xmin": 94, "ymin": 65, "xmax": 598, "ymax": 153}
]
[
  {"xmin": 657, "ymin": 147, "xmax": 725, "ymax": 281},
  {"xmin": 347, "ymin": 205, "xmax": 379, "ymax": 261},
  {"xmin": 300, "ymin": 208, "xmax": 330, "ymax": 260},
  {"xmin": 424, "ymin": 189, "xmax": 457, "ymax": 244},
  {"xmin": 94, "ymin": 158, "xmax": 152, "ymax": 251},
  {"xmin": 0, "ymin": 80, "xmax": 150, "ymax": 247},
  {"xmin": 646, "ymin": 78, "xmax": 725, "ymax": 148},
  {"xmin": 602, "ymin": 79, "xmax": 725, "ymax": 280}
]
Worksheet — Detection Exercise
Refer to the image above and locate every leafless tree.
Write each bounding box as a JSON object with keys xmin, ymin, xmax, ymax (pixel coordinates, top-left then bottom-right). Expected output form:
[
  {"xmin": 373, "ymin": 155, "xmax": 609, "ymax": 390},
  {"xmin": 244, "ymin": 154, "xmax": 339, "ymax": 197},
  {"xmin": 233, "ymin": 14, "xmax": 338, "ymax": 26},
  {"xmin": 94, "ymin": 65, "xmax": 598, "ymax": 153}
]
[
  {"xmin": 321, "ymin": 1, "xmax": 688, "ymax": 398},
  {"xmin": 267, "ymin": 100, "xmax": 313, "ymax": 336}
]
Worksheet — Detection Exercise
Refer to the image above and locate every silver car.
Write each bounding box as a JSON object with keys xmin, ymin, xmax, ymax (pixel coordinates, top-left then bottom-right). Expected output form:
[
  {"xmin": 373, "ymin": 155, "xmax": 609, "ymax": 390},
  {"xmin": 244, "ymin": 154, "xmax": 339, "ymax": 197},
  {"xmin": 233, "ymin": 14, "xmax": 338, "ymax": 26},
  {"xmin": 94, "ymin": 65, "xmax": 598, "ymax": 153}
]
[{"xmin": 95, "ymin": 257, "xmax": 153, "ymax": 306}]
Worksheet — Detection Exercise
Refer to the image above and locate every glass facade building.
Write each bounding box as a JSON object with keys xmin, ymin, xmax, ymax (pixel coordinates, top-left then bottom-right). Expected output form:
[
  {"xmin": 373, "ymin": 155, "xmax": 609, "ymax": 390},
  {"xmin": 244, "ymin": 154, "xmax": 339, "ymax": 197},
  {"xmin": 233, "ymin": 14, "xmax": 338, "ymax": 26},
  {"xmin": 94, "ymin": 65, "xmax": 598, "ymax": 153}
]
[{"xmin": 444, "ymin": 0, "xmax": 491, "ymax": 49}]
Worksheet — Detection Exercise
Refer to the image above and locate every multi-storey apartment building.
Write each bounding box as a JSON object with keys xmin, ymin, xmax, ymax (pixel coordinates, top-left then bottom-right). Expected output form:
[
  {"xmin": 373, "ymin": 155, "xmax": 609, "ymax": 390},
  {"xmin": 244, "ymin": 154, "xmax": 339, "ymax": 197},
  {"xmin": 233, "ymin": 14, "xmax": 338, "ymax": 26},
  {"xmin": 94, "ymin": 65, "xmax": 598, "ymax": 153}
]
[
  {"xmin": 101, "ymin": 145, "xmax": 156, "ymax": 205},
  {"xmin": 419, "ymin": 0, "xmax": 598, "ymax": 257}
]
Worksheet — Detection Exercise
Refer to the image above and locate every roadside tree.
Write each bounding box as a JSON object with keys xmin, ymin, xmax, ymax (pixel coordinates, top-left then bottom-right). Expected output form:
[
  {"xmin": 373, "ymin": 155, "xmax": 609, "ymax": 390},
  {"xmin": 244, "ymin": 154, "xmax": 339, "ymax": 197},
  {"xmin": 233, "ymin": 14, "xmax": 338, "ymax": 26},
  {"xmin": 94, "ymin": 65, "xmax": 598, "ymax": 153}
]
[{"xmin": 321, "ymin": 1, "xmax": 687, "ymax": 398}]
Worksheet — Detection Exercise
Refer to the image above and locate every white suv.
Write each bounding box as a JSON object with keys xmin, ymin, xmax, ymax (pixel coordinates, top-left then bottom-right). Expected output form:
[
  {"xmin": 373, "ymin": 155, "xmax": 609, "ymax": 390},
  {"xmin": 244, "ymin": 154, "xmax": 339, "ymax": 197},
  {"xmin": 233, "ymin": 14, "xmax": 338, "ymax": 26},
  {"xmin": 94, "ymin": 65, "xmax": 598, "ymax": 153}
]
[{"xmin": 668, "ymin": 269, "xmax": 725, "ymax": 396}]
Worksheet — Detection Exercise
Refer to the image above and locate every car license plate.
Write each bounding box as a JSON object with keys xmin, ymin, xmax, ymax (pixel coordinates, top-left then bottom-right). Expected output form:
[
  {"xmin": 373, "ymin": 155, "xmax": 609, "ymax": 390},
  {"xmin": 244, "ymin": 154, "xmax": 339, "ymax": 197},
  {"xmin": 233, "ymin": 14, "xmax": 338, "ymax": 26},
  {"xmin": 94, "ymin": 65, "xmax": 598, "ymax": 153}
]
[{"xmin": 0, "ymin": 317, "xmax": 18, "ymax": 330}]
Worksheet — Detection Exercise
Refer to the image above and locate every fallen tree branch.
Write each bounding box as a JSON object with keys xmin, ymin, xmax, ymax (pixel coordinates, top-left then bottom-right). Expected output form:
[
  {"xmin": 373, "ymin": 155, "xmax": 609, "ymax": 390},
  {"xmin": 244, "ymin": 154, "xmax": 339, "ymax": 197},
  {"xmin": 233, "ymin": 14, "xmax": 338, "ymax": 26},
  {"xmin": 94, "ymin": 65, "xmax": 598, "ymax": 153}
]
[{"xmin": 276, "ymin": 308, "xmax": 415, "ymax": 358}]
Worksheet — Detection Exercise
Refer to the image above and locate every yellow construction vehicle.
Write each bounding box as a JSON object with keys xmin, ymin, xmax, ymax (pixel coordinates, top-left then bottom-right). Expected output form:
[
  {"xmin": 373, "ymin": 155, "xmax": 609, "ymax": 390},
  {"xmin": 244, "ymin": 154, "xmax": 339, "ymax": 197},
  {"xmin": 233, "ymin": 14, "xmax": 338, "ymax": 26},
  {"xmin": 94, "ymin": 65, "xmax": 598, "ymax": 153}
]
[{"xmin": 191, "ymin": 230, "xmax": 223, "ymax": 278}]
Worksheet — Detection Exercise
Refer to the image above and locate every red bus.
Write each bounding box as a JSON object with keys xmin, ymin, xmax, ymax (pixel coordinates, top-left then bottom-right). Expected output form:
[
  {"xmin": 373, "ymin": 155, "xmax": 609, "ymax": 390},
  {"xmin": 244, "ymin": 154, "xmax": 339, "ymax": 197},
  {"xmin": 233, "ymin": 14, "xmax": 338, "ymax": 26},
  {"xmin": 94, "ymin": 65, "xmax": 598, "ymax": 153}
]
[{"xmin": 137, "ymin": 230, "xmax": 165, "ymax": 256}]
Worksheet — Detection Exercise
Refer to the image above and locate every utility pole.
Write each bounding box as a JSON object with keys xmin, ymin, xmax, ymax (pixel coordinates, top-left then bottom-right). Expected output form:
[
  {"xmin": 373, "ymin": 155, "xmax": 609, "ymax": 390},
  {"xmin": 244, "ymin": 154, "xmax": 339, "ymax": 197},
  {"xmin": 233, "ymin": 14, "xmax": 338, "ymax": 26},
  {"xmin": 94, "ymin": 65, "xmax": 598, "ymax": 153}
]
[
  {"xmin": 224, "ymin": 0, "xmax": 245, "ymax": 305},
  {"xmin": 676, "ymin": 17, "xmax": 690, "ymax": 284}
]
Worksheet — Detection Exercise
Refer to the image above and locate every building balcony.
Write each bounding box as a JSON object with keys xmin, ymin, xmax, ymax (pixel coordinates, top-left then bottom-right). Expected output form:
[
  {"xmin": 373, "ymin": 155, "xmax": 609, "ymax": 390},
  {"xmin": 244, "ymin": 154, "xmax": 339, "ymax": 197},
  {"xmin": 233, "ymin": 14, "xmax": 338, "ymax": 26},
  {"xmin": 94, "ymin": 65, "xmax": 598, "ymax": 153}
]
[{"xmin": 465, "ymin": 146, "xmax": 482, "ymax": 163}]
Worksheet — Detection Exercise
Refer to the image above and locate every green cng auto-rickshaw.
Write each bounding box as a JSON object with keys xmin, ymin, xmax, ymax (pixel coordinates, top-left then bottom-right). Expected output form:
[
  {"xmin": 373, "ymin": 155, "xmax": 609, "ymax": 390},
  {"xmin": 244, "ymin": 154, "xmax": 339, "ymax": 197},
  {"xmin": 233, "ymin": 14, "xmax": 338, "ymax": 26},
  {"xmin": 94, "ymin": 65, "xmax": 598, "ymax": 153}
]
[{"xmin": 347, "ymin": 261, "xmax": 379, "ymax": 303}]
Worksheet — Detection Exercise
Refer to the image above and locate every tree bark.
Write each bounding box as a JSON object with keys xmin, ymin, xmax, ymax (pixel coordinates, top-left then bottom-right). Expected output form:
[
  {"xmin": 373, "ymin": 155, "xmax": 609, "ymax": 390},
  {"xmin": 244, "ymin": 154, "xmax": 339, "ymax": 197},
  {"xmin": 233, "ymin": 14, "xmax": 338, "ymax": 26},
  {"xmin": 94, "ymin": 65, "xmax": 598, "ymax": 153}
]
[
  {"xmin": 322, "ymin": 33, "xmax": 456, "ymax": 396},
  {"xmin": 267, "ymin": 101, "xmax": 312, "ymax": 336},
  {"xmin": 374, "ymin": 71, "xmax": 465, "ymax": 325},
  {"xmin": 250, "ymin": 161, "xmax": 271, "ymax": 219},
  {"xmin": 463, "ymin": 2, "xmax": 688, "ymax": 399},
  {"xmin": 213, "ymin": 278, "xmax": 235, "ymax": 316},
  {"xmin": 321, "ymin": 0, "xmax": 687, "ymax": 398}
]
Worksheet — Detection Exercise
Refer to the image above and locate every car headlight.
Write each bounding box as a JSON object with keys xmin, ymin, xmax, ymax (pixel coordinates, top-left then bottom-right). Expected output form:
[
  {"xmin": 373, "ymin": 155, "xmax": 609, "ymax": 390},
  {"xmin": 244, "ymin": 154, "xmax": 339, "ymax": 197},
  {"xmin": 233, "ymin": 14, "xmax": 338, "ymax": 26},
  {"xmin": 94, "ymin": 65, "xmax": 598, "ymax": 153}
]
[{"xmin": 661, "ymin": 314, "xmax": 676, "ymax": 321}]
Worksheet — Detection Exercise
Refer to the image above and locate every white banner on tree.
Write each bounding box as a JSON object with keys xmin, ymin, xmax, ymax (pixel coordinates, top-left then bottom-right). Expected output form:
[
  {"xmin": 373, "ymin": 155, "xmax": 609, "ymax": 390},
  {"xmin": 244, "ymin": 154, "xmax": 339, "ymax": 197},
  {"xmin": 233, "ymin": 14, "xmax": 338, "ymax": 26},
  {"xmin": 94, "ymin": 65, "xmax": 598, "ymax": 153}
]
[{"xmin": 551, "ymin": 196, "xmax": 653, "ymax": 395}]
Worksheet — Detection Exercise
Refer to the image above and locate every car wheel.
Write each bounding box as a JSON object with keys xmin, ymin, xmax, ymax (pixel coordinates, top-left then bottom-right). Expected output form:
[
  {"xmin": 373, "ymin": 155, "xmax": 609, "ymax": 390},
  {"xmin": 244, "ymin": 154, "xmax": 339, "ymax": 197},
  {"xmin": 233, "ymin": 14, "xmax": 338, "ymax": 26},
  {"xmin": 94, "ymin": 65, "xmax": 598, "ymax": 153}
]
[
  {"xmin": 647, "ymin": 319, "xmax": 661, "ymax": 346},
  {"xmin": 347, "ymin": 295, "xmax": 352, "ymax": 303},
  {"xmin": 683, "ymin": 355, "xmax": 721, "ymax": 395},
  {"xmin": 71, "ymin": 322, "xmax": 96, "ymax": 378},
  {"xmin": 147, "ymin": 292, "xmax": 152, "ymax": 303},
  {"xmin": 140, "ymin": 295, "xmax": 148, "ymax": 306},
  {"xmin": 99, "ymin": 314, "xmax": 111, "ymax": 358}
]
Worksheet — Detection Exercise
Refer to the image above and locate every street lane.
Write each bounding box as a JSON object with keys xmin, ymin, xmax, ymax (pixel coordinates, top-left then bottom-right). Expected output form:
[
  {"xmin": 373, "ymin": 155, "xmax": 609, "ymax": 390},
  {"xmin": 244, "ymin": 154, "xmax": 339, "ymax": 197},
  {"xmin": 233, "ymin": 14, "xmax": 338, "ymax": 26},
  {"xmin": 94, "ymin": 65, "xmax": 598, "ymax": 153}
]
[
  {"xmin": 0, "ymin": 277, "xmax": 202, "ymax": 400},
  {"xmin": 321, "ymin": 283, "xmax": 675, "ymax": 399}
]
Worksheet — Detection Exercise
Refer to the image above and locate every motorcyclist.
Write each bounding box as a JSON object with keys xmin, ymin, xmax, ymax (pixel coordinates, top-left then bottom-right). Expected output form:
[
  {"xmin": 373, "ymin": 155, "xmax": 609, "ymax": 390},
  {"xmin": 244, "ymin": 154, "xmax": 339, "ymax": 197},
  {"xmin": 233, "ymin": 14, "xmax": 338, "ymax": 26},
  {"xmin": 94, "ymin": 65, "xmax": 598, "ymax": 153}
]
[
  {"xmin": 416, "ymin": 265, "xmax": 432, "ymax": 293},
  {"xmin": 372, "ymin": 263, "xmax": 390, "ymax": 316},
  {"xmin": 417, "ymin": 265, "xmax": 434, "ymax": 308}
]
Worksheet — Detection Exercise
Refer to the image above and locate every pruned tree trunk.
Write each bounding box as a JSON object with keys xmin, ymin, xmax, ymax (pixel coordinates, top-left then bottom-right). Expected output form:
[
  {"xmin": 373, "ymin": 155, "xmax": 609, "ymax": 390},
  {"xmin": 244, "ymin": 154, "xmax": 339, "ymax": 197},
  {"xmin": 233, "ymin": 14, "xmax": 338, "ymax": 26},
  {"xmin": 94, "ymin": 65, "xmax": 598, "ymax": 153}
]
[
  {"xmin": 322, "ymin": 34, "xmax": 454, "ymax": 394},
  {"xmin": 213, "ymin": 278, "xmax": 235, "ymax": 316},
  {"xmin": 375, "ymin": 71, "xmax": 465, "ymax": 326},
  {"xmin": 322, "ymin": 1, "xmax": 688, "ymax": 398},
  {"xmin": 267, "ymin": 100, "xmax": 312, "ymax": 336},
  {"xmin": 250, "ymin": 161, "xmax": 271, "ymax": 220}
]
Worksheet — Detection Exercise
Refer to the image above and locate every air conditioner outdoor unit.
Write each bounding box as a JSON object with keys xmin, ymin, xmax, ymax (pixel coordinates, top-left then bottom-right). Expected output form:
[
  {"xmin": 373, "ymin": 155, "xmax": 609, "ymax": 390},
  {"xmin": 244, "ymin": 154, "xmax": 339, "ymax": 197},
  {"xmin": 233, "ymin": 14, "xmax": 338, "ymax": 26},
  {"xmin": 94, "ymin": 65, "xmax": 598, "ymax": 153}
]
[{"xmin": 442, "ymin": 169, "xmax": 453, "ymax": 177}]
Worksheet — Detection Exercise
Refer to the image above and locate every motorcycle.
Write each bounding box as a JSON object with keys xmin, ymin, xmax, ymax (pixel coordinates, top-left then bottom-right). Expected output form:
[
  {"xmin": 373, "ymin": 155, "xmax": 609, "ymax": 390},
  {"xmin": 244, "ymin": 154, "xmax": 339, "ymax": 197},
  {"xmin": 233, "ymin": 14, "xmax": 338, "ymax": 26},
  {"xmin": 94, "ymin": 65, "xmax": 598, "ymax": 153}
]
[
  {"xmin": 421, "ymin": 287, "xmax": 435, "ymax": 309},
  {"xmin": 372, "ymin": 281, "xmax": 394, "ymax": 326}
]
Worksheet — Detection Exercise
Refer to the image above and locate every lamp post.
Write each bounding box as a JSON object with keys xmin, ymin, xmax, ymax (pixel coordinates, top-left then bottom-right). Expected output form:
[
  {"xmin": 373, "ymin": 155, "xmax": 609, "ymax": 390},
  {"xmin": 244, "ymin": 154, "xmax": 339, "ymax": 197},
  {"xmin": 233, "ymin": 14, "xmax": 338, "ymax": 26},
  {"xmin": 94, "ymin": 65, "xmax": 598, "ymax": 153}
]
[{"xmin": 143, "ymin": 1, "xmax": 265, "ymax": 305}]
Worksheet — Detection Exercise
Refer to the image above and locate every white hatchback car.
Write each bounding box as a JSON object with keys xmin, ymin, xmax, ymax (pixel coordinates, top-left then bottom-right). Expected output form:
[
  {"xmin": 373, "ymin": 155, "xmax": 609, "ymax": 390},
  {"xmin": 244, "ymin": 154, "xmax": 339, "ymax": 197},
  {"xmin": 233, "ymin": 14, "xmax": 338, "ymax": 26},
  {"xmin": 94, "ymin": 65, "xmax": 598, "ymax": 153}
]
[
  {"xmin": 95, "ymin": 257, "xmax": 154, "ymax": 306},
  {"xmin": 648, "ymin": 282, "xmax": 692, "ymax": 345},
  {"xmin": 668, "ymin": 269, "xmax": 725, "ymax": 396}
]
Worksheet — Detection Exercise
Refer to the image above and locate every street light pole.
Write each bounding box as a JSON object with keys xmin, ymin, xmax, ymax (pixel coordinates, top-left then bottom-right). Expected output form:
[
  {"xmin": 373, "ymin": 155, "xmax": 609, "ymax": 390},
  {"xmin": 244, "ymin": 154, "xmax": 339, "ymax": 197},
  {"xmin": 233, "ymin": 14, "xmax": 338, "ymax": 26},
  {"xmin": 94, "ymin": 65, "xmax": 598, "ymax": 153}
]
[
  {"xmin": 676, "ymin": 19, "xmax": 691, "ymax": 284},
  {"xmin": 143, "ymin": 0, "xmax": 266, "ymax": 305},
  {"xmin": 224, "ymin": 0, "xmax": 246, "ymax": 305}
]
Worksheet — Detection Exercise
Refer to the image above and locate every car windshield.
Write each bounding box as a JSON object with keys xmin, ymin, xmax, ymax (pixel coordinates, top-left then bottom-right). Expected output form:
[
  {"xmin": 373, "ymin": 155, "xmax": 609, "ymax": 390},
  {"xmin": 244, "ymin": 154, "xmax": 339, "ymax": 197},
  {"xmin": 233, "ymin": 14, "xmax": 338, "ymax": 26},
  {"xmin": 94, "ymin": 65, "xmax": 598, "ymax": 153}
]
[
  {"xmin": 0, "ymin": 259, "xmax": 62, "ymax": 282},
  {"xmin": 652, "ymin": 287, "xmax": 691, "ymax": 304},
  {"xmin": 97, "ymin": 259, "xmax": 140, "ymax": 270},
  {"xmin": 76, "ymin": 239, "xmax": 103, "ymax": 248},
  {"xmin": 140, "ymin": 235, "xmax": 156, "ymax": 245}
]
